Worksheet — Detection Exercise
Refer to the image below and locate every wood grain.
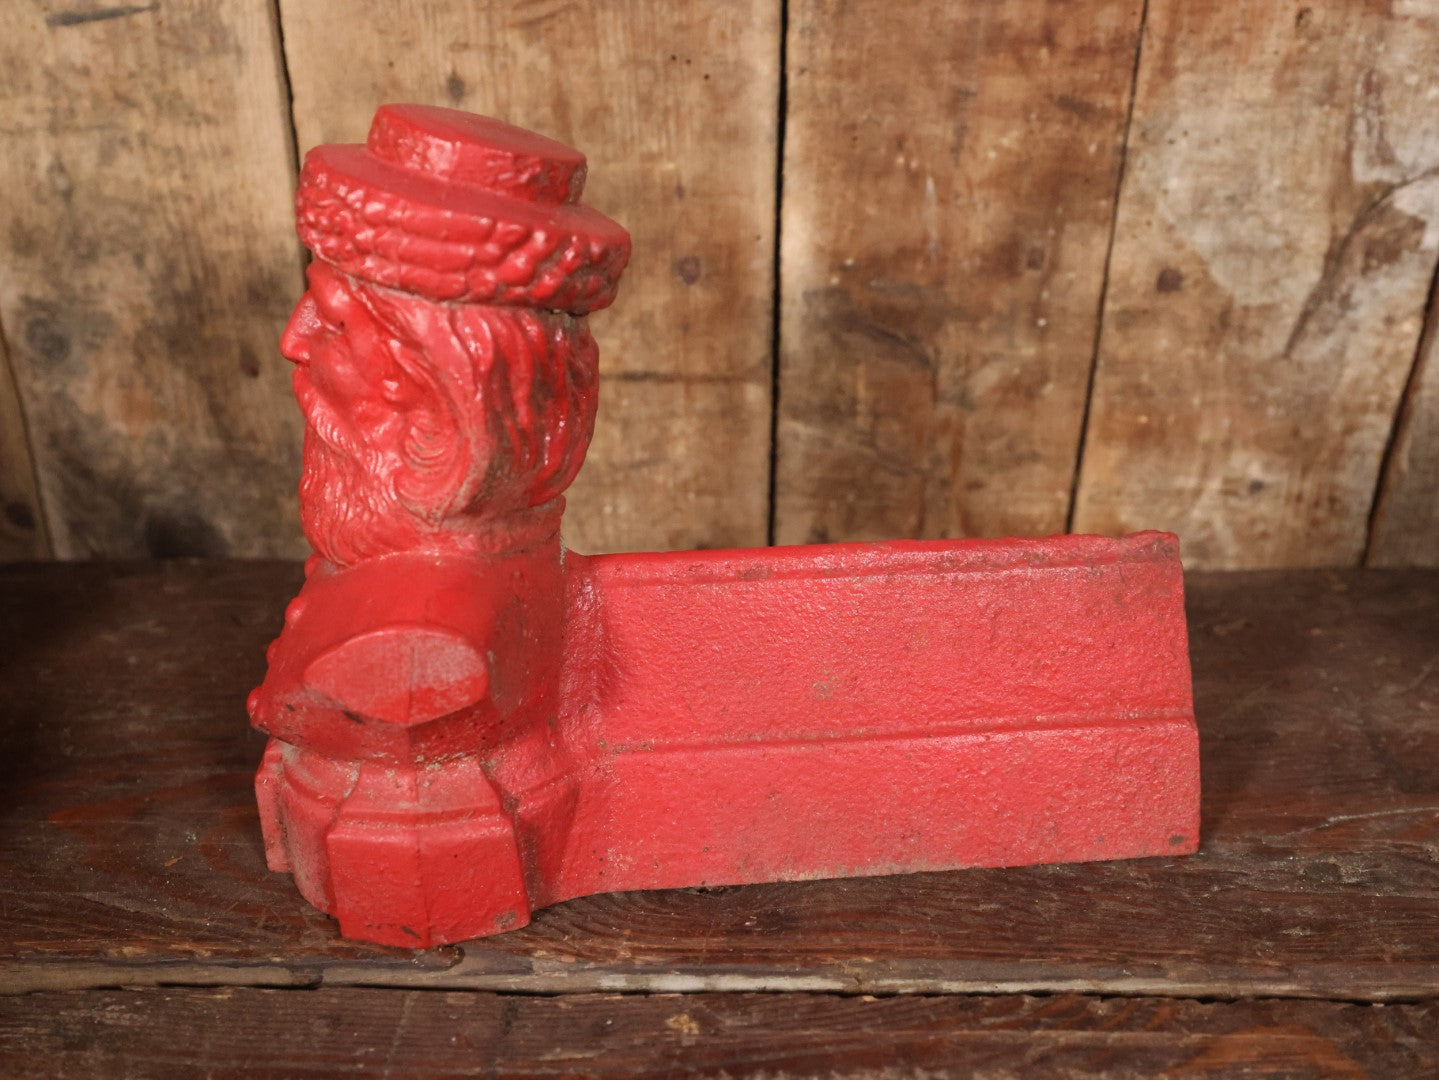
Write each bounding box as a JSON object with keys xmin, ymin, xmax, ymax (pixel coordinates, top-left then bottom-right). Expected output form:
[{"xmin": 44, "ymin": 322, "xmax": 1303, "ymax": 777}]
[
  {"xmin": 0, "ymin": 2, "xmax": 306, "ymax": 558},
  {"xmin": 775, "ymin": 0, "xmax": 1143, "ymax": 545},
  {"xmin": 1073, "ymin": 1, "xmax": 1439, "ymax": 569},
  {"xmin": 1, "ymin": 989, "xmax": 1435, "ymax": 1079},
  {"xmin": 0, "ymin": 329, "xmax": 47, "ymax": 559},
  {"xmin": 277, "ymin": 0, "xmax": 777, "ymax": 555},
  {"xmin": 1369, "ymin": 299, "xmax": 1439, "ymax": 567},
  {"xmin": 1, "ymin": 560, "xmax": 1435, "ymax": 1000}
]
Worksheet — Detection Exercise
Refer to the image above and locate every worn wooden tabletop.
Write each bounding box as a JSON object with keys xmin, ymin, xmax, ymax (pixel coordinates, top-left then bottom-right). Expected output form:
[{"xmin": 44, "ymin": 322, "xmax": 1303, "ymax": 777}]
[{"xmin": 0, "ymin": 561, "xmax": 1436, "ymax": 1076}]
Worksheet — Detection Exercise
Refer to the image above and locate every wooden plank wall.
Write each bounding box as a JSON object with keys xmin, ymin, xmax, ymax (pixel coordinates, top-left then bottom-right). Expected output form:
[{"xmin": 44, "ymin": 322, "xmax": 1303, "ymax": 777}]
[
  {"xmin": 777, "ymin": 0, "xmax": 1143, "ymax": 544},
  {"xmin": 1071, "ymin": 1, "xmax": 1439, "ymax": 569},
  {"xmin": 0, "ymin": 0, "xmax": 1436, "ymax": 568},
  {"xmin": 0, "ymin": 2, "xmax": 306, "ymax": 561},
  {"xmin": 275, "ymin": 0, "xmax": 778, "ymax": 556}
]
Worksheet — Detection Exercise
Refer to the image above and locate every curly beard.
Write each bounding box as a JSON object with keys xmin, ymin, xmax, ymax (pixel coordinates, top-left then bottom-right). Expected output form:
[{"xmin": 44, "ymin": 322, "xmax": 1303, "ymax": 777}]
[
  {"xmin": 287, "ymin": 266, "xmax": 600, "ymax": 568},
  {"xmin": 299, "ymin": 432, "xmax": 419, "ymax": 566},
  {"xmin": 295, "ymin": 369, "xmax": 424, "ymax": 565}
]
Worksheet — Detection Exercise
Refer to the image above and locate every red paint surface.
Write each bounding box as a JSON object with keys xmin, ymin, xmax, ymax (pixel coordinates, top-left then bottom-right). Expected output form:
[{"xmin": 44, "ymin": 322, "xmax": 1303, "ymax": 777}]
[{"xmin": 250, "ymin": 105, "xmax": 1199, "ymax": 947}]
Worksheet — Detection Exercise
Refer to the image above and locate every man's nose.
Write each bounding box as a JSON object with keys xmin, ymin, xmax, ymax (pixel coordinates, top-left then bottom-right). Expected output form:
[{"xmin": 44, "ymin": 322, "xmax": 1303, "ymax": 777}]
[{"xmin": 280, "ymin": 296, "xmax": 321, "ymax": 363}]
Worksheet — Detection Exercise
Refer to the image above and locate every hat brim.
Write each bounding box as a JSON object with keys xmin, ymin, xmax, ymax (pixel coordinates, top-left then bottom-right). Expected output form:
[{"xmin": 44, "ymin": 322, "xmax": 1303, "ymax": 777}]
[{"xmin": 297, "ymin": 145, "xmax": 630, "ymax": 314}]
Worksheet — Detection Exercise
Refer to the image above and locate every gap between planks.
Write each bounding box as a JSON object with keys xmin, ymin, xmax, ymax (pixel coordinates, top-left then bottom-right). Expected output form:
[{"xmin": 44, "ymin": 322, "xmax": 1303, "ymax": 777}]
[
  {"xmin": 5, "ymin": 960, "xmax": 1439, "ymax": 1004},
  {"xmin": 764, "ymin": 0, "xmax": 790, "ymax": 547},
  {"xmin": 268, "ymin": 0, "xmax": 304, "ymax": 195},
  {"xmin": 1365, "ymin": 242, "xmax": 1439, "ymax": 563},
  {"xmin": 1064, "ymin": 0, "xmax": 1151, "ymax": 535}
]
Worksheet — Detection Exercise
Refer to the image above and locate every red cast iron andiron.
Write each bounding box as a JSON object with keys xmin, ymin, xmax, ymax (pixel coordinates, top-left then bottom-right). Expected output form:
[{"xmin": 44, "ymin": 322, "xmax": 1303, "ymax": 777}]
[{"xmin": 249, "ymin": 104, "xmax": 1200, "ymax": 947}]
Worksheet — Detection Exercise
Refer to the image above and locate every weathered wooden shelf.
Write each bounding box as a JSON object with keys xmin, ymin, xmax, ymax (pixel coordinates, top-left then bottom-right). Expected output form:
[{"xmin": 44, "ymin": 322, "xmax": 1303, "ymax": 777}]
[{"xmin": 1, "ymin": 561, "xmax": 1436, "ymax": 1076}]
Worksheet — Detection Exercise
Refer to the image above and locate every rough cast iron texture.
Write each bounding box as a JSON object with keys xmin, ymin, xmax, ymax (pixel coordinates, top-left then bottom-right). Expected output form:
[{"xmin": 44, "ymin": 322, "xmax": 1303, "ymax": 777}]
[{"xmin": 248, "ymin": 104, "xmax": 1200, "ymax": 947}]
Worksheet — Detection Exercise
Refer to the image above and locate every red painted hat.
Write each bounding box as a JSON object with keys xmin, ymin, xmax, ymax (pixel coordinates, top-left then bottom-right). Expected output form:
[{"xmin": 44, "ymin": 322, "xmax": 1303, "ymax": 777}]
[{"xmin": 296, "ymin": 104, "xmax": 630, "ymax": 314}]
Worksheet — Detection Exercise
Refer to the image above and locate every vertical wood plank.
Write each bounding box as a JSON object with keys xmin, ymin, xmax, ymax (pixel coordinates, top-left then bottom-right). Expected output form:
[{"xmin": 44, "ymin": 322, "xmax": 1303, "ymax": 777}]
[
  {"xmin": 0, "ymin": 329, "xmax": 49, "ymax": 559},
  {"xmin": 1369, "ymin": 304, "xmax": 1439, "ymax": 566},
  {"xmin": 0, "ymin": 2, "xmax": 307, "ymax": 558},
  {"xmin": 775, "ymin": 0, "xmax": 1144, "ymax": 545},
  {"xmin": 278, "ymin": 0, "xmax": 778, "ymax": 554},
  {"xmin": 1073, "ymin": 1, "xmax": 1439, "ymax": 569}
]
